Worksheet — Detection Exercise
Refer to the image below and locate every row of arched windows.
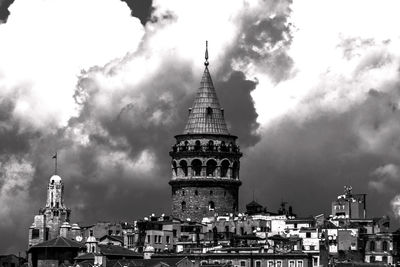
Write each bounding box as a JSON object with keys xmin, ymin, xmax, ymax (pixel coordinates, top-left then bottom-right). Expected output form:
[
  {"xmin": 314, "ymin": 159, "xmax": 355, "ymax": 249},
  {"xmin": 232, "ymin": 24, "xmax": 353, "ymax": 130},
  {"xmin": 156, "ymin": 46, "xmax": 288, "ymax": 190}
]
[
  {"xmin": 172, "ymin": 159, "xmax": 238, "ymax": 178},
  {"xmin": 173, "ymin": 140, "xmax": 240, "ymax": 153}
]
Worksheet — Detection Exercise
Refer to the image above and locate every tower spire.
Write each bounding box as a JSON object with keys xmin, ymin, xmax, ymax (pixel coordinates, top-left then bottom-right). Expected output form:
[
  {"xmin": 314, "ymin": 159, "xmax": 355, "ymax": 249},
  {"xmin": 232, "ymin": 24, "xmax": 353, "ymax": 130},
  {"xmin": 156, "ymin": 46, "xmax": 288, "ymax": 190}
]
[
  {"xmin": 204, "ymin": 40, "xmax": 209, "ymax": 67},
  {"xmin": 183, "ymin": 41, "xmax": 229, "ymax": 135}
]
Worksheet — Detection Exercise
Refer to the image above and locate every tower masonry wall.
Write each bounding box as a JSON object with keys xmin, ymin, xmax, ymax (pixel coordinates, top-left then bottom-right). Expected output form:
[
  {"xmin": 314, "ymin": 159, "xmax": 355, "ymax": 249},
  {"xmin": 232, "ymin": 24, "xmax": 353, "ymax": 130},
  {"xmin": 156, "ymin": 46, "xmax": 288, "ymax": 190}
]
[{"xmin": 171, "ymin": 184, "xmax": 239, "ymax": 222}]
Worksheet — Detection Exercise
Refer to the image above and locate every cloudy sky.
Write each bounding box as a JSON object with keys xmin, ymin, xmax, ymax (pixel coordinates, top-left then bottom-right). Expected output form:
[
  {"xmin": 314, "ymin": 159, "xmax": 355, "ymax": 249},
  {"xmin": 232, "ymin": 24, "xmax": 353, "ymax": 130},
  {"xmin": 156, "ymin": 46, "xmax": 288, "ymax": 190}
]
[{"xmin": 1, "ymin": 0, "xmax": 400, "ymax": 253}]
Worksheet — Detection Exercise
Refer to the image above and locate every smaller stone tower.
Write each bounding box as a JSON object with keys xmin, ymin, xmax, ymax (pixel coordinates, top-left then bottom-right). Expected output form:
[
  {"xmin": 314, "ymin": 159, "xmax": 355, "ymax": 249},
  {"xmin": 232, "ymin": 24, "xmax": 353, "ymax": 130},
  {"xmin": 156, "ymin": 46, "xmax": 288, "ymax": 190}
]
[
  {"xmin": 39, "ymin": 174, "xmax": 71, "ymax": 239},
  {"xmin": 28, "ymin": 156, "xmax": 71, "ymax": 247}
]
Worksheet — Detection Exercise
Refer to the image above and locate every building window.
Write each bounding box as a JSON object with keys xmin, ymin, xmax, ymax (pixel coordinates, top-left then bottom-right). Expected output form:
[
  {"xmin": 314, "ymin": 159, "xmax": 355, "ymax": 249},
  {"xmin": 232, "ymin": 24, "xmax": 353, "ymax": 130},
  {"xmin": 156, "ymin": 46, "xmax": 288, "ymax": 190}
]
[
  {"xmin": 255, "ymin": 261, "xmax": 261, "ymax": 267},
  {"xmin": 209, "ymin": 201, "xmax": 215, "ymax": 211},
  {"xmin": 180, "ymin": 160, "xmax": 188, "ymax": 176},
  {"xmin": 370, "ymin": 241, "xmax": 375, "ymax": 251},
  {"xmin": 166, "ymin": 236, "xmax": 170, "ymax": 244},
  {"xmin": 154, "ymin": 235, "xmax": 157, "ymax": 243},
  {"xmin": 192, "ymin": 159, "xmax": 202, "ymax": 176},
  {"xmin": 208, "ymin": 140, "xmax": 214, "ymax": 151},
  {"xmin": 182, "ymin": 190, "xmax": 185, "ymax": 196},
  {"xmin": 382, "ymin": 241, "xmax": 388, "ymax": 251},
  {"xmin": 267, "ymin": 261, "xmax": 273, "ymax": 267},
  {"xmin": 214, "ymin": 261, "xmax": 220, "ymax": 265},
  {"xmin": 194, "ymin": 140, "xmax": 201, "ymax": 151},
  {"xmin": 210, "ymin": 190, "xmax": 213, "ymax": 195},
  {"xmin": 276, "ymin": 261, "xmax": 282, "ymax": 267},
  {"xmin": 195, "ymin": 190, "xmax": 198, "ymax": 196},
  {"xmin": 147, "ymin": 235, "xmax": 150, "ymax": 243},
  {"xmin": 312, "ymin": 257, "xmax": 318, "ymax": 266},
  {"xmin": 201, "ymin": 261, "xmax": 207, "ymax": 266},
  {"xmin": 206, "ymin": 160, "xmax": 217, "ymax": 177},
  {"xmin": 289, "ymin": 261, "xmax": 295, "ymax": 267},
  {"xmin": 31, "ymin": 229, "xmax": 40, "ymax": 239},
  {"xmin": 306, "ymin": 232, "xmax": 311, "ymax": 238},
  {"xmin": 370, "ymin": 256, "xmax": 375, "ymax": 263},
  {"xmin": 240, "ymin": 261, "xmax": 246, "ymax": 267},
  {"xmin": 221, "ymin": 160, "xmax": 230, "ymax": 177},
  {"xmin": 172, "ymin": 161, "xmax": 178, "ymax": 176},
  {"xmin": 310, "ymin": 245, "xmax": 315, "ymax": 251},
  {"xmin": 297, "ymin": 261, "xmax": 303, "ymax": 267}
]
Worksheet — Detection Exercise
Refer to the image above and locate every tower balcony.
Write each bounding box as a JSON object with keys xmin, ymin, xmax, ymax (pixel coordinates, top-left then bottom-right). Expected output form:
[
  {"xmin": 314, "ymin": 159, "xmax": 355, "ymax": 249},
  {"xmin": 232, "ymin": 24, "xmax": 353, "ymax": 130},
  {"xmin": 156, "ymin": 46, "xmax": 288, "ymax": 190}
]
[
  {"xmin": 169, "ymin": 144, "xmax": 242, "ymax": 158},
  {"xmin": 169, "ymin": 177, "xmax": 242, "ymax": 187}
]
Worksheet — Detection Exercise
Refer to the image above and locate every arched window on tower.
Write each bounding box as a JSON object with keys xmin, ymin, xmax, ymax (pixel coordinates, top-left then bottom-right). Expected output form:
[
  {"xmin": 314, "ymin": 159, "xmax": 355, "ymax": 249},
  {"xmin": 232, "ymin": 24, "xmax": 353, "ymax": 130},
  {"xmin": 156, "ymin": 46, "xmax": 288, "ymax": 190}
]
[
  {"xmin": 195, "ymin": 190, "xmax": 198, "ymax": 196},
  {"xmin": 206, "ymin": 160, "xmax": 217, "ymax": 177},
  {"xmin": 209, "ymin": 201, "xmax": 215, "ymax": 211},
  {"xmin": 220, "ymin": 141, "xmax": 227, "ymax": 152},
  {"xmin": 181, "ymin": 141, "xmax": 188, "ymax": 151},
  {"xmin": 172, "ymin": 161, "xmax": 178, "ymax": 176},
  {"xmin": 180, "ymin": 160, "xmax": 188, "ymax": 177},
  {"xmin": 221, "ymin": 160, "xmax": 230, "ymax": 178},
  {"xmin": 207, "ymin": 140, "xmax": 214, "ymax": 151},
  {"xmin": 207, "ymin": 107, "xmax": 212, "ymax": 115},
  {"xmin": 192, "ymin": 159, "xmax": 202, "ymax": 176},
  {"xmin": 232, "ymin": 162, "xmax": 239, "ymax": 179},
  {"xmin": 194, "ymin": 140, "xmax": 201, "ymax": 151},
  {"xmin": 181, "ymin": 201, "xmax": 186, "ymax": 211}
]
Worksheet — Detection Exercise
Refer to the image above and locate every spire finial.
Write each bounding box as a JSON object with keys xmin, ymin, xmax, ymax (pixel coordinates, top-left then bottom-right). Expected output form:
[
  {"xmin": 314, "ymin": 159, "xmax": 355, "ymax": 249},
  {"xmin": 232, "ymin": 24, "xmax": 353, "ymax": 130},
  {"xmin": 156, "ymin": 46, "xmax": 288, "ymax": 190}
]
[
  {"xmin": 204, "ymin": 40, "xmax": 209, "ymax": 66},
  {"xmin": 52, "ymin": 152, "xmax": 58, "ymax": 175}
]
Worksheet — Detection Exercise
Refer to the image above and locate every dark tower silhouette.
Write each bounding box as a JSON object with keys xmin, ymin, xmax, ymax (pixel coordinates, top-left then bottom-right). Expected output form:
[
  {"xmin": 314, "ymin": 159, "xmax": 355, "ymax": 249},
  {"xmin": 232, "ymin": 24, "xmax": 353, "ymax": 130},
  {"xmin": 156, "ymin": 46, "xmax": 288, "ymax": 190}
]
[{"xmin": 169, "ymin": 42, "xmax": 242, "ymax": 222}]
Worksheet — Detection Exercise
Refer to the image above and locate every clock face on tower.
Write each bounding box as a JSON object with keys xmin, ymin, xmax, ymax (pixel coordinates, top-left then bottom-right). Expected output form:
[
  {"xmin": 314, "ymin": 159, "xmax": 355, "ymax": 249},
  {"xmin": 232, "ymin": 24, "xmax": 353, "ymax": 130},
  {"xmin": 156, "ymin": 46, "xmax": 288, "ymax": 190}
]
[{"xmin": 76, "ymin": 235, "xmax": 83, "ymax": 242}]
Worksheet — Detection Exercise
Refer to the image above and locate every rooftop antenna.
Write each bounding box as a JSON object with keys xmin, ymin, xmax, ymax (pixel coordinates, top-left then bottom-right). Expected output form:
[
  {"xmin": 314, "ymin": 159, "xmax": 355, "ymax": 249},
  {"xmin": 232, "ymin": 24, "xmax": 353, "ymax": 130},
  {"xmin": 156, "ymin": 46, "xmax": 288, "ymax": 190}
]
[
  {"xmin": 52, "ymin": 152, "xmax": 58, "ymax": 175},
  {"xmin": 204, "ymin": 40, "xmax": 209, "ymax": 67}
]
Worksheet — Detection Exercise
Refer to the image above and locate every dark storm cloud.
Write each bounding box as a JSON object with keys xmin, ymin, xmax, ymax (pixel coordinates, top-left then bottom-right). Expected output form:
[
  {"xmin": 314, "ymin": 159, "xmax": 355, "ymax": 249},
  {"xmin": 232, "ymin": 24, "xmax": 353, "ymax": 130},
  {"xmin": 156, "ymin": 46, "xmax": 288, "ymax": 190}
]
[
  {"xmin": 0, "ymin": 0, "xmax": 298, "ymax": 254},
  {"xmin": 0, "ymin": 97, "xmax": 42, "ymax": 254},
  {"xmin": 121, "ymin": 0, "xmax": 154, "ymax": 25},
  {"xmin": 0, "ymin": 97, "xmax": 35, "ymax": 154},
  {"xmin": 241, "ymin": 82, "xmax": 400, "ymax": 217},
  {"xmin": 217, "ymin": 71, "xmax": 260, "ymax": 147},
  {"xmin": 0, "ymin": 0, "xmax": 14, "ymax": 23}
]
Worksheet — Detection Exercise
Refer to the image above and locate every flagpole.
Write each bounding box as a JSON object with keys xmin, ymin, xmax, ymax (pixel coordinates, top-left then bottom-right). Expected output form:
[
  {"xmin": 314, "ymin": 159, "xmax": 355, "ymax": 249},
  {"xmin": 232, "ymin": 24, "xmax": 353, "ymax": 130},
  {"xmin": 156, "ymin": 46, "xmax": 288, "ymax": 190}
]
[{"xmin": 53, "ymin": 152, "xmax": 58, "ymax": 175}]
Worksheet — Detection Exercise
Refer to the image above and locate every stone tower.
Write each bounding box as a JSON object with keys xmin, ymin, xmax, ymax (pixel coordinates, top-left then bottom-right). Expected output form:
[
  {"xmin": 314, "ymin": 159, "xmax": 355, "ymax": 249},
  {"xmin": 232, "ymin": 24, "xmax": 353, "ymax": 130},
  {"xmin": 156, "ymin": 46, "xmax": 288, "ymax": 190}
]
[
  {"xmin": 29, "ymin": 160, "xmax": 71, "ymax": 246},
  {"xmin": 169, "ymin": 42, "xmax": 242, "ymax": 222}
]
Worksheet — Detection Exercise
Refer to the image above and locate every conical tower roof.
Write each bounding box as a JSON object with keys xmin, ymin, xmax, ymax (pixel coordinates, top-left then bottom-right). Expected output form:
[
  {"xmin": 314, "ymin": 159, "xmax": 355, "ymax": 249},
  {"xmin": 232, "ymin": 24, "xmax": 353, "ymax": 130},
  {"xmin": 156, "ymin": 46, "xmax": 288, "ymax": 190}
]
[{"xmin": 183, "ymin": 42, "xmax": 229, "ymax": 135}]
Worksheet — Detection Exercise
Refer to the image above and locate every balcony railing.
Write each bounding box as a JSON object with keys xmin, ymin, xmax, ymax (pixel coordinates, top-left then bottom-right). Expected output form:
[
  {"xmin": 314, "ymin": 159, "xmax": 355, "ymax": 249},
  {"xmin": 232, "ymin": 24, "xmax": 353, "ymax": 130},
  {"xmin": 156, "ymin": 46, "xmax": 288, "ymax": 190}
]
[{"xmin": 171, "ymin": 144, "xmax": 240, "ymax": 153}]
